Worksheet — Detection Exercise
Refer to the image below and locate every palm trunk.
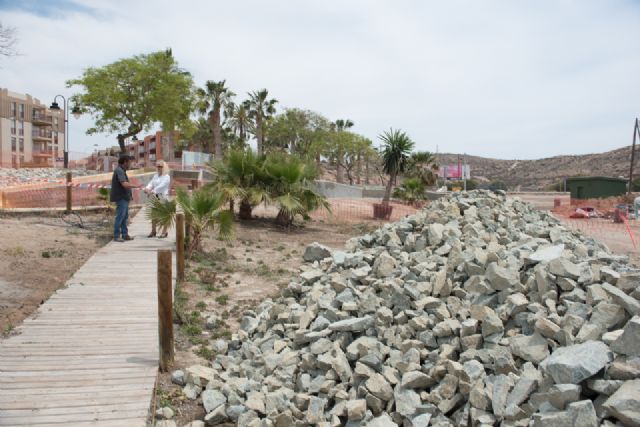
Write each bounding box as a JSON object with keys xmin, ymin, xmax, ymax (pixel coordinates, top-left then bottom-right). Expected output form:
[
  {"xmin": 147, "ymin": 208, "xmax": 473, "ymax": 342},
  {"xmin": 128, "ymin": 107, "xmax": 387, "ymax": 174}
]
[
  {"xmin": 276, "ymin": 209, "xmax": 293, "ymax": 227},
  {"xmin": 256, "ymin": 116, "xmax": 263, "ymax": 155},
  {"xmin": 382, "ymin": 174, "xmax": 394, "ymax": 204},
  {"xmin": 239, "ymin": 199, "xmax": 253, "ymax": 220},
  {"xmin": 212, "ymin": 106, "xmax": 222, "ymax": 160},
  {"xmin": 365, "ymin": 156, "xmax": 370, "ymax": 185},
  {"xmin": 356, "ymin": 152, "xmax": 362, "ymax": 185}
]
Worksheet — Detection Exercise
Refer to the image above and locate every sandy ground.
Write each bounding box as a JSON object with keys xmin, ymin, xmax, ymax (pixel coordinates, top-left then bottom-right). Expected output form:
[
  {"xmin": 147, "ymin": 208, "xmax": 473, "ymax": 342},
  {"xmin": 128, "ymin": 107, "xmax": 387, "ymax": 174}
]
[{"xmin": 0, "ymin": 211, "xmax": 116, "ymax": 332}]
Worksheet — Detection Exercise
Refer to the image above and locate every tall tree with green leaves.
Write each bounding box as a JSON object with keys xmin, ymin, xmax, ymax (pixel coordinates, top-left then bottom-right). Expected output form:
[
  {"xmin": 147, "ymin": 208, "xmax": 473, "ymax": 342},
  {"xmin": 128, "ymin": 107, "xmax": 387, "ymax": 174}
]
[
  {"xmin": 197, "ymin": 80, "xmax": 235, "ymax": 159},
  {"xmin": 226, "ymin": 101, "xmax": 252, "ymax": 146},
  {"xmin": 266, "ymin": 108, "xmax": 331, "ymax": 158},
  {"xmin": 68, "ymin": 49, "xmax": 196, "ymax": 152},
  {"xmin": 379, "ymin": 128, "xmax": 415, "ymax": 204},
  {"xmin": 332, "ymin": 119, "xmax": 354, "ymax": 183},
  {"xmin": 406, "ymin": 151, "xmax": 439, "ymax": 187},
  {"xmin": 247, "ymin": 89, "xmax": 277, "ymax": 155}
]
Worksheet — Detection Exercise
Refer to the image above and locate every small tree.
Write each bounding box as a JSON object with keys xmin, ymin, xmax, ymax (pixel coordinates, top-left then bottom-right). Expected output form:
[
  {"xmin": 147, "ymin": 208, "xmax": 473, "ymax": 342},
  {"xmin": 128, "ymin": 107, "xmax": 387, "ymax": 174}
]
[
  {"xmin": 0, "ymin": 22, "xmax": 18, "ymax": 58},
  {"xmin": 148, "ymin": 188, "xmax": 232, "ymax": 256},
  {"xmin": 379, "ymin": 128, "xmax": 415, "ymax": 204},
  {"xmin": 393, "ymin": 177, "xmax": 426, "ymax": 206},
  {"xmin": 68, "ymin": 49, "xmax": 197, "ymax": 152}
]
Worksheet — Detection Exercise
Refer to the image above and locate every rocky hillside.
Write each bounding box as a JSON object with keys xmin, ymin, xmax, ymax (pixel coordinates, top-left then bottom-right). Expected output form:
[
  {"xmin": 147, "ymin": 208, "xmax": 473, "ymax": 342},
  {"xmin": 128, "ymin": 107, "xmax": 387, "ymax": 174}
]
[{"xmin": 438, "ymin": 146, "xmax": 632, "ymax": 191}]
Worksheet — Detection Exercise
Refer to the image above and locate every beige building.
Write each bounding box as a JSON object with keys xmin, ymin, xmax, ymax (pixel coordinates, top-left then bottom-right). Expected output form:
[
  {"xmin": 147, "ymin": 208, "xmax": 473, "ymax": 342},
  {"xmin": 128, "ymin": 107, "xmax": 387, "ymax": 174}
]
[{"xmin": 0, "ymin": 89, "xmax": 65, "ymax": 168}]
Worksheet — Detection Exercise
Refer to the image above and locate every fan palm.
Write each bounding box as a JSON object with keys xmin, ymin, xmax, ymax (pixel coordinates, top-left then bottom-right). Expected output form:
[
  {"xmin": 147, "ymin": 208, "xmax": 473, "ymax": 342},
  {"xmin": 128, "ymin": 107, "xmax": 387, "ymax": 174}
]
[
  {"xmin": 263, "ymin": 154, "xmax": 330, "ymax": 226},
  {"xmin": 407, "ymin": 151, "xmax": 439, "ymax": 187},
  {"xmin": 226, "ymin": 101, "xmax": 252, "ymax": 143},
  {"xmin": 207, "ymin": 149, "xmax": 269, "ymax": 220},
  {"xmin": 247, "ymin": 89, "xmax": 278, "ymax": 155},
  {"xmin": 379, "ymin": 128, "xmax": 415, "ymax": 204},
  {"xmin": 393, "ymin": 177, "xmax": 426, "ymax": 206},
  {"xmin": 197, "ymin": 80, "xmax": 235, "ymax": 159},
  {"xmin": 148, "ymin": 188, "xmax": 233, "ymax": 256}
]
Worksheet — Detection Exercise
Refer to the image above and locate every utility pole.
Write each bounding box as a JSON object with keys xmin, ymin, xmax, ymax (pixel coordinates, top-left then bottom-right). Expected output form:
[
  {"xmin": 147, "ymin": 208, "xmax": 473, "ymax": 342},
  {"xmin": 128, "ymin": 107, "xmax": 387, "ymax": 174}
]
[
  {"xmin": 629, "ymin": 118, "xmax": 639, "ymax": 195},
  {"xmin": 463, "ymin": 153, "xmax": 467, "ymax": 191}
]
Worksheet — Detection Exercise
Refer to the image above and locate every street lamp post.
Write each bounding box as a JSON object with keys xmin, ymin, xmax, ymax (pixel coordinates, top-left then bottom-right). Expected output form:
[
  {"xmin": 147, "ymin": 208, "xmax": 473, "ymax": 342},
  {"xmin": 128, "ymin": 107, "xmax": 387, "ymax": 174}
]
[{"xmin": 49, "ymin": 95, "xmax": 80, "ymax": 169}]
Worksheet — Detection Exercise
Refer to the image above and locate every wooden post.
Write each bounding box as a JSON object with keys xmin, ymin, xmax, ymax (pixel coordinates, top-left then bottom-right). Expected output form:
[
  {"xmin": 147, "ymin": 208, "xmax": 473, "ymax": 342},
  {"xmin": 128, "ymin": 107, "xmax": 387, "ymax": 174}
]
[
  {"xmin": 157, "ymin": 249, "xmax": 174, "ymax": 371},
  {"xmin": 191, "ymin": 179, "xmax": 198, "ymax": 190},
  {"xmin": 176, "ymin": 213, "xmax": 185, "ymax": 282},
  {"xmin": 66, "ymin": 172, "xmax": 72, "ymax": 212}
]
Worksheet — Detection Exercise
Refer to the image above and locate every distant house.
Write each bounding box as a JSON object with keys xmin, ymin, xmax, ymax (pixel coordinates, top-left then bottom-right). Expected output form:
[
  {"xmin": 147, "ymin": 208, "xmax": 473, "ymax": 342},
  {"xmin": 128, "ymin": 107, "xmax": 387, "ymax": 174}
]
[{"xmin": 565, "ymin": 176, "xmax": 626, "ymax": 199}]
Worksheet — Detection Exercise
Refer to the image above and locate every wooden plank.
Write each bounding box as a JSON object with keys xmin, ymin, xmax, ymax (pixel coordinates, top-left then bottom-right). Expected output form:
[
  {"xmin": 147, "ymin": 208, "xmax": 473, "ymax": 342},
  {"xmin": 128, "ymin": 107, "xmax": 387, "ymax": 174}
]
[{"xmin": 0, "ymin": 208, "xmax": 173, "ymax": 426}]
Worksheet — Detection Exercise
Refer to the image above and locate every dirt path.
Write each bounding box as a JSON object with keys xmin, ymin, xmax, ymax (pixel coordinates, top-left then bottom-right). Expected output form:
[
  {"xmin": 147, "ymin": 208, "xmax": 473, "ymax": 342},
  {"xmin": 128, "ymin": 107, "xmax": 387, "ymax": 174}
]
[{"xmin": 0, "ymin": 211, "xmax": 114, "ymax": 332}]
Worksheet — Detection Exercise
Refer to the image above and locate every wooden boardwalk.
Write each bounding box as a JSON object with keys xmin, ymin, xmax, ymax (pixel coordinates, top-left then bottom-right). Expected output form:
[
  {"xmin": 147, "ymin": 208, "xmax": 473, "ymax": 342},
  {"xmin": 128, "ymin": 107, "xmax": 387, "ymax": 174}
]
[{"xmin": 0, "ymin": 210, "xmax": 175, "ymax": 426}]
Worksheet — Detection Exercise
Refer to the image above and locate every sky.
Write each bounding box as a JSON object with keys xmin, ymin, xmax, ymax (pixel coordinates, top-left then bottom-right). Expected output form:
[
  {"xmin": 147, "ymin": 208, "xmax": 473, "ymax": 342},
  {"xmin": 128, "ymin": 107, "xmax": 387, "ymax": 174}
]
[{"xmin": 1, "ymin": 0, "xmax": 639, "ymax": 160}]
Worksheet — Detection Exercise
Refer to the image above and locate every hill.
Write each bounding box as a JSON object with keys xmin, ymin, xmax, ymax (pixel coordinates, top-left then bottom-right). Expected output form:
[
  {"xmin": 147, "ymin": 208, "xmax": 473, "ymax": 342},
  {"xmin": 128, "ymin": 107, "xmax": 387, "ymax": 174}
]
[{"xmin": 437, "ymin": 146, "xmax": 633, "ymax": 190}]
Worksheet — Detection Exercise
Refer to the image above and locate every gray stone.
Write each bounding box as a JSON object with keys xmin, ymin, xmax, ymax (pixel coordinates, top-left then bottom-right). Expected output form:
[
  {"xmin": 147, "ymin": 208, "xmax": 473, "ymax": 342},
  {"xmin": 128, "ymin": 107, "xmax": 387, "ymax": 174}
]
[
  {"xmin": 603, "ymin": 380, "xmax": 640, "ymax": 427},
  {"xmin": 346, "ymin": 399, "xmax": 366, "ymax": 420},
  {"xmin": 155, "ymin": 407, "xmax": 175, "ymax": 420},
  {"xmin": 306, "ymin": 396, "xmax": 327, "ymax": 424},
  {"xmin": 618, "ymin": 272, "xmax": 640, "ymax": 293},
  {"xmin": 300, "ymin": 268, "xmax": 324, "ymax": 284},
  {"xmin": 303, "ymin": 242, "xmax": 331, "ymax": 262},
  {"xmin": 394, "ymin": 386, "xmax": 421, "ymax": 417},
  {"xmin": 373, "ymin": 251, "xmax": 396, "ymax": 278},
  {"xmin": 602, "ymin": 283, "xmax": 640, "ymax": 316},
  {"xmin": 549, "ymin": 258, "xmax": 581, "ymax": 279},
  {"xmin": 485, "ymin": 262, "xmax": 519, "ymax": 291},
  {"xmin": 540, "ymin": 340, "xmax": 613, "ymax": 384},
  {"xmin": 171, "ymin": 369, "xmax": 185, "ymax": 386},
  {"xmin": 567, "ymin": 400, "xmax": 598, "ymax": 427},
  {"xmin": 611, "ymin": 316, "xmax": 640, "ymax": 356},
  {"xmin": 509, "ymin": 332, "xmax": 549, "ymax": 364},
  {"xmin": 365, "ymin": 414, "xmax": 399, "ymax": 427},
  {"xmin": 546, "ymin": 384, "xmax": 582, "ymax": 409},
  {"xmin": 203, "ymin": 404, "xmax": 227, "ymax": 425},
  {"xmin": 365, "ymin": 373, "xmax": 394, "ymax": 401},
  {"xmin": 401, "ymin": 371, "xmax": 435, "ymax": 389},
  {"xmin": 527, "ymin": 244, "xmax": 565, "ymax": 263},
  {"xmin": 202, "ymin": 389, "xmax": 227, "ymax": 413},
  {"xmin": 328, "ymin": 316, "xmax": 373, "ymax": 332}
]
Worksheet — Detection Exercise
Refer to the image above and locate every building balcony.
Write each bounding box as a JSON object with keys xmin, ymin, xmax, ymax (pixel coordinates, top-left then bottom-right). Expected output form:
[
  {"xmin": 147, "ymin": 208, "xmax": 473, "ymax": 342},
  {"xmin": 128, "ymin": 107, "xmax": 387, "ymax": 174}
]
[
  {"xmin": 32, "ymin": 149, "xmax": 53, "ymax": 157},
  {"xmin": 32, "ymin": 130, "xmax": 52, "ymax": 141},
  {"xmin": 32, "ymin": 115, "xmax": 53, "ymax": 126}
]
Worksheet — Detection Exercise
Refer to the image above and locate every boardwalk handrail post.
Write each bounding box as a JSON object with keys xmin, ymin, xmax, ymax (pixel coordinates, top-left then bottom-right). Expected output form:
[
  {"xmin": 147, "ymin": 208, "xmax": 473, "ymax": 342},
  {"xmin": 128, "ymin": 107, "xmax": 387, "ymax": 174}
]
[
  {"xmin": 176, "ymin": 212, "xmax": 185, "ymax": 282},
  {"xmin": 157, "ymin": 249, "xmax": 174, "ymax": 371},
  {"xmin": 66, "ymin": 172, "xmax": 72, "ymax": 212}
]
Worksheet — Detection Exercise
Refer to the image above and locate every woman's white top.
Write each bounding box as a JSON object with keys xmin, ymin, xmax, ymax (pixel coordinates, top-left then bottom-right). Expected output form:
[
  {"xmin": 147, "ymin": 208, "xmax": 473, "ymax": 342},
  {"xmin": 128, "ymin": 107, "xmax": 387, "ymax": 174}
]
[{"xmin": 146, "ymin": 173, "xmax": 171, "ymax": 199}]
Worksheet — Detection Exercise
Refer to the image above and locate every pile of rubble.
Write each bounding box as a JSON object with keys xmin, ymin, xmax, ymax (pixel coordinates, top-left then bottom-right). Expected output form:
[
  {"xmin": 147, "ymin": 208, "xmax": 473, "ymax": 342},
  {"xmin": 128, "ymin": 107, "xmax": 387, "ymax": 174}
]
[
  {"xmin": 170, "ymin": 191, "xmax": 640, "ymax": 427},
  {"xmin": 0, "ymin": 167, "xmax": 97, "ymax": 188}
]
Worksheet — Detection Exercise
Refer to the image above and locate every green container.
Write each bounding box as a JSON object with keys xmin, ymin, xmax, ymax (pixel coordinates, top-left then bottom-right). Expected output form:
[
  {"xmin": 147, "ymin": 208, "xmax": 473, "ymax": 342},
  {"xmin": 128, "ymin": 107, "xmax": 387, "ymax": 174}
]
[{"xmin": 565, "ymin": 176, "xmax": 627, "ymax": 199}]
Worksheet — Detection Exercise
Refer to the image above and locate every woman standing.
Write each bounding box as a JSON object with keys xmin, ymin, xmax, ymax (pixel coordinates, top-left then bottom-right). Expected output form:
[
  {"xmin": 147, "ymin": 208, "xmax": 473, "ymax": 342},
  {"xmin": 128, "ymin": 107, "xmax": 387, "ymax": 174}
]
[{"xmin": 144, "ymin": 161, "xmax": 171, "ymax": 238}]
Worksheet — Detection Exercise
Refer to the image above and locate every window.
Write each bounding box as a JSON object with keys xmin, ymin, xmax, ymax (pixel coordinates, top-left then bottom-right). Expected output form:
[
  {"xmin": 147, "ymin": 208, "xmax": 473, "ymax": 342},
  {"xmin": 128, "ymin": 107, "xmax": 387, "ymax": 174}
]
[
  {"xmin": 11, "ymin": 137, "xmax": 16, "ymax": 151},
  {"xmin": 19, "ymin": 138, "xmax": 24, "ymax": 152},
  {"xmin": 10, "ymin": 118, "xmax": 16, "ymax": 135},
  {"xmin": 10, "ymin": 102, "xmax": 16, "ymax": 117},
  {"xmin": 19, "ymin": 104, "xmax": 24, "ymax": 119},
  {"xmin": 18, "ymin": 121, "xmax": 24, "ymax": 136},
  {"xmin": 11, "ymin": 155, "xmax": 17, "ymax": 168},
  {"xmin": 19, "ymin": 155, "xmax": 24, "ymax": 165}
]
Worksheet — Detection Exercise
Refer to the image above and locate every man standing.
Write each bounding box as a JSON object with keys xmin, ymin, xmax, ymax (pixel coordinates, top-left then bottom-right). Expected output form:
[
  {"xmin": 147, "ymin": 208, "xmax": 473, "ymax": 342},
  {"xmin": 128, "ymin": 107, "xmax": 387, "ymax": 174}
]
[{"xmin": 111, "ymin": 155, "xmax": 142, "ymax": 242}]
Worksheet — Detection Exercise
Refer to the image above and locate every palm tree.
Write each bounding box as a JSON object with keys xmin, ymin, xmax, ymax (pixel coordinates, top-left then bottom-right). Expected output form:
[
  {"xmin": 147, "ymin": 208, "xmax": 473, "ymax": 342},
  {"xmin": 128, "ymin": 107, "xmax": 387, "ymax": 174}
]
[
  {"xmin": 226, "ymin": 101, "xmax": 252, "ymax": 145},
  {"xmin": 407, "ymin": 151, "xmax": 439, "ymax": 187},
  {"xmin": 148, "ymin": 188, "xmax": 233, "ymax": 256},
  {"xmin": 262, "ymin": 154, "xmax": 330, "ymax": 226},
  {"xmin": 332, "ymin": 119, "xmax": 354, "ymax": 183},
  {"xmin": 379, "ymin": 128, "xmax": 415, "ymax": 204},
  {"xmin": 247, "ymin": 89, "xmax": 277, "ymax": 155},
  {"xmin": 198, "ymin": 80, "xmax": 235, "ymax": 159},
  {"xmin": 207, "ymin": 149, "xmax": 269, "ymax": 220},
  {"xmin": 393, "ymin": 177, "xmax": 426, "ymax": 206}
]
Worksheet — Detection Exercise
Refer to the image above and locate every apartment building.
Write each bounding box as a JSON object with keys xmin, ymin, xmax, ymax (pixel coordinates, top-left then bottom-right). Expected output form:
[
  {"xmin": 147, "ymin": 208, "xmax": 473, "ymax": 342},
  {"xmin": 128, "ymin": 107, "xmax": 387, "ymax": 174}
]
[
  {"xmin": 126, "ymin": 130, "xmax": 182, "ymax": 168},
  {"xmin": 0, "ymin": 89, "xmax": 65, "ymax": 168}
]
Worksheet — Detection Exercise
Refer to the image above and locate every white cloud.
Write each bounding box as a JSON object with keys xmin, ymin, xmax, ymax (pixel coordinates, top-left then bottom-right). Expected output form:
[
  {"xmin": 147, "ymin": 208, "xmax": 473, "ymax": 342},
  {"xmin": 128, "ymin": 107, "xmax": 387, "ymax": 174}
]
[{"xmin": 1, "ymin": 0, "xmax": 639, "ymax": 159}]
